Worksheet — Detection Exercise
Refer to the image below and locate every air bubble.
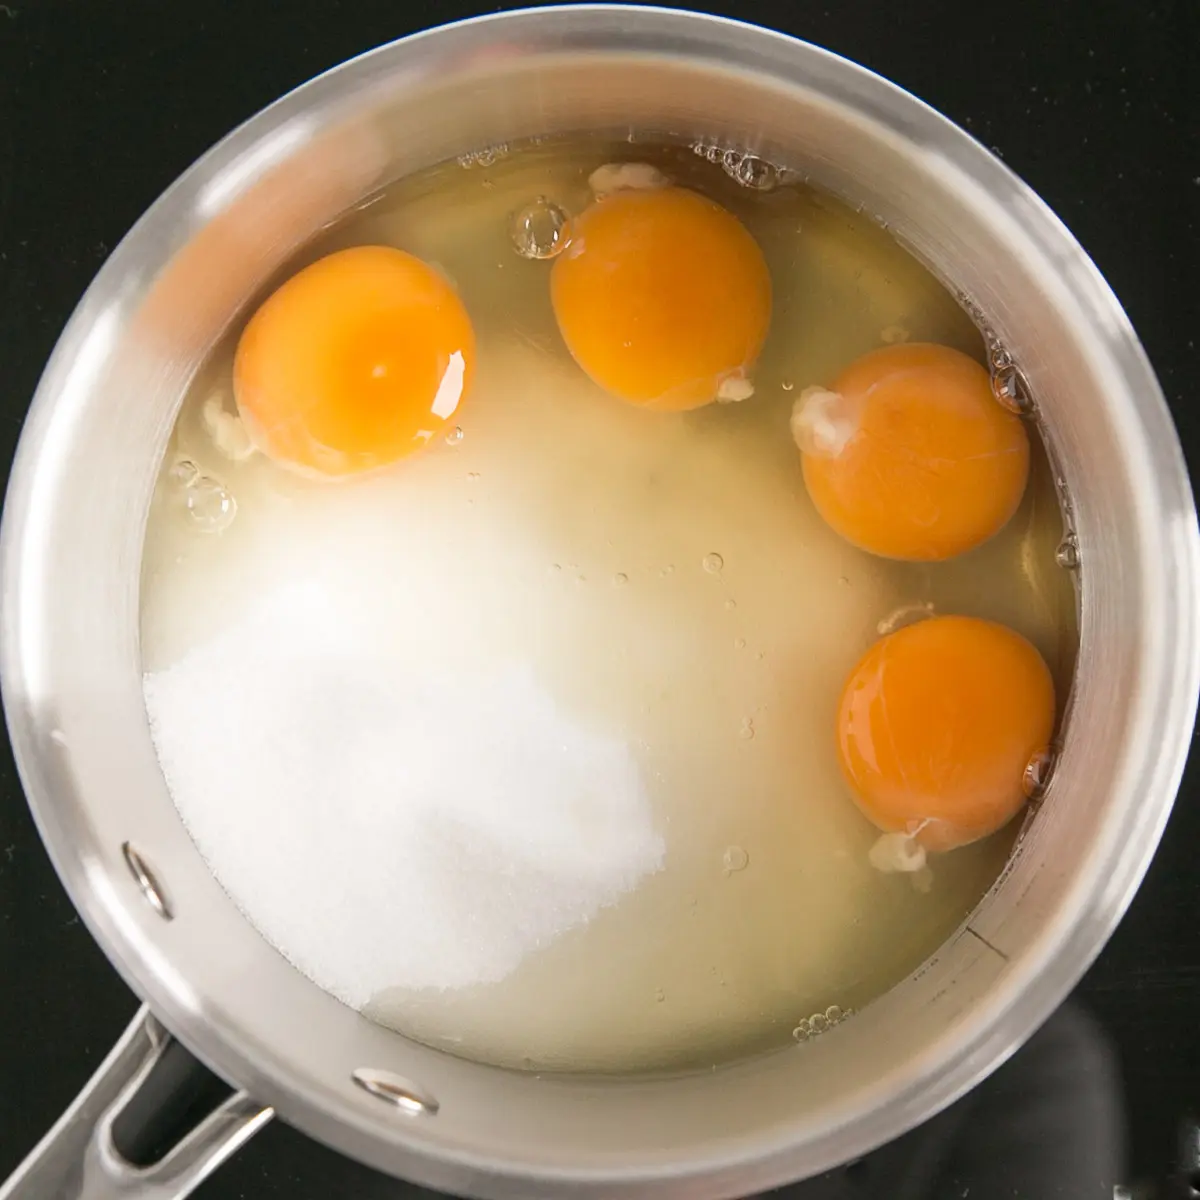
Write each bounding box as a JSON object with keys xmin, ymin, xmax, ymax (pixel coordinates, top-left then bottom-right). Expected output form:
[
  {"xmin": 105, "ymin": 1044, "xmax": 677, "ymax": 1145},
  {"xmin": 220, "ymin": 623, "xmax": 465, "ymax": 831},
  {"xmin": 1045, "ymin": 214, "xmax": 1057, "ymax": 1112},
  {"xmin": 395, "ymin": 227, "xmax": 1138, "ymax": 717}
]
[
  {"xmin": 724, "ymin": 598, "xmax": 737, "ymax": 611},
  {"xmin": 458, "ymin": 144, "xmax": 508, "ymax": 169},
  {"xmin": 738, "ymin": 719, "xmax": 755, "ymax": 741},
  {"xmin": 167, "ymin": 459, "xmax": 200, "ymax": 489},
  {"xmin": 722, "ymin": 845, "xmax": 749, "ymax": 874},
  {"xmin": 1023, "ymin": 748, "xmax": 1057, "ymax": 799},
  {"xmin": 729, "ymin": 154, "xmax": 779, "ymax": 191},
  {"xmin": 655, "ymin": 988, "xmax": 665, "ymax": 1003},
  {"xmin": 445, "ymin": 426, "xmax": 464, "ymax": 446},
  {"xmin": 991, "ymin": 364, "xmax": 1034, "ymax": 415},
  {"xmin": 183, "ymin": 476, "xmax": 236, "ymax": 534},
  {"xmin": 690, "ymin": 141, "xmax": 724, "ymax": 165},
  {"xmin": 694, "ymin": 144, "xmax": 781, "ymax": 190},
  {"xmin": 987, "ymin": 338, "xmax": 1012, "ymax": 371},
  {"xmin": 794, "ymin": 1005, "xmax": 850, "ymax": 1042},
  {"xmin": 1055, "ymin": 535, "xmax": 1080, "ymax": 570},
  {"xmin": 509, "ymin": 197, "xmax": 569, "ymax": 260},
  {"xmin": 702, "ymin": 552, "xmax": 724, "ymax": 574},
  {"xmin": 1053, "ymin": 479, "xmax": 1076, "ymax": 525},
  {"xmin": 734, "ymin": 637, "xmax": 746, "ymax": 650},
  {"xmin": 613, "ymin": 572, "xmax": 629, "ymax": 586},
  {"xmin": 781, "ymin": 380, "xmax": 795, "ymax": 392}
]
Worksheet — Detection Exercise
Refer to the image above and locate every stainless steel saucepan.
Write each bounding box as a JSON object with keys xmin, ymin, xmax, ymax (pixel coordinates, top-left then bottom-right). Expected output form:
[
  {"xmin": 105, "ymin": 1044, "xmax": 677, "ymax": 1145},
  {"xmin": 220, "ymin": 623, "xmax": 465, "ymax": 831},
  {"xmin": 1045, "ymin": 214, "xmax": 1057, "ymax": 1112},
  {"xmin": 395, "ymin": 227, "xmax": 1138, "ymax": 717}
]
[{"xmin": 2, "ymin": 6, "xmax": 1197, "ymax": 1199}]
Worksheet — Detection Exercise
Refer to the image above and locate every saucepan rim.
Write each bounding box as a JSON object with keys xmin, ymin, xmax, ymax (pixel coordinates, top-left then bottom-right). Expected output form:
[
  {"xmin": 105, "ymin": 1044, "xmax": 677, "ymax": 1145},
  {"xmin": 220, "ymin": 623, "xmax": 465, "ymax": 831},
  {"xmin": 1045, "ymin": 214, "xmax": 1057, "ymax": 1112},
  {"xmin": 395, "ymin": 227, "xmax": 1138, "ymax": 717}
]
[{"xmin": 2, "ymin": 5, "xmax": 1198, "ymax": 1197}]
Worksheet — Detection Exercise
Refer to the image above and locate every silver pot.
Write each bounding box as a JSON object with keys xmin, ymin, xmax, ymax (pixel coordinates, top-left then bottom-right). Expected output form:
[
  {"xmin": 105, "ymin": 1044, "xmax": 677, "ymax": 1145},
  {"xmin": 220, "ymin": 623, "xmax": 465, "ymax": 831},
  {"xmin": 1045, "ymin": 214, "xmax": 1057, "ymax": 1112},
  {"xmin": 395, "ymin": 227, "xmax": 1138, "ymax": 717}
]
[{"xmin": 2, "ymin": 6, "xmax": 1197, "ymax": 1200}]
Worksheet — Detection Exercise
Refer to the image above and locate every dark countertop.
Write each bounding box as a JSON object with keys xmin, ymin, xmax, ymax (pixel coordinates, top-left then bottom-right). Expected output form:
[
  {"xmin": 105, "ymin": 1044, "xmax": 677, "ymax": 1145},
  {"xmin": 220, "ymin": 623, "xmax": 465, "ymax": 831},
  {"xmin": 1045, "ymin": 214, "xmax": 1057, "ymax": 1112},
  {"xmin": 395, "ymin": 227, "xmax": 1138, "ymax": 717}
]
[{"xmin": 1, "ymin": 1, "xmax": 1197, "ymax": 1197}]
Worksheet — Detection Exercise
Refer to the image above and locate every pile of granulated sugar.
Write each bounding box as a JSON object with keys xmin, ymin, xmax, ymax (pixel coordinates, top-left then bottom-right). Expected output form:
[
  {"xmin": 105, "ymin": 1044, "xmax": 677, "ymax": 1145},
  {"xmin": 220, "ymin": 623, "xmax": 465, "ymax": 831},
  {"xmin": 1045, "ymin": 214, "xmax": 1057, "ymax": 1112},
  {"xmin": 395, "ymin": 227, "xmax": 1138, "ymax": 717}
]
[{"xmin": 143, "ymin": 582, "xmax": 665, "ymax": 1005}]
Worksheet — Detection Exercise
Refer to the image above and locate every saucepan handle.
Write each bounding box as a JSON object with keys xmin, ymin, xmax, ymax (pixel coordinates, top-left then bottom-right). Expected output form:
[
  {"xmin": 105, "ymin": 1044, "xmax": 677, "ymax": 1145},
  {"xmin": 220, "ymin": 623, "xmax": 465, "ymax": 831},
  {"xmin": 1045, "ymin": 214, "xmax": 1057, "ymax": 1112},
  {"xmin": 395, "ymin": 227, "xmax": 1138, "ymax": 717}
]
[{"xmin": 0, "ymin": 1005, "xmax": 272, "ymax": 1200}]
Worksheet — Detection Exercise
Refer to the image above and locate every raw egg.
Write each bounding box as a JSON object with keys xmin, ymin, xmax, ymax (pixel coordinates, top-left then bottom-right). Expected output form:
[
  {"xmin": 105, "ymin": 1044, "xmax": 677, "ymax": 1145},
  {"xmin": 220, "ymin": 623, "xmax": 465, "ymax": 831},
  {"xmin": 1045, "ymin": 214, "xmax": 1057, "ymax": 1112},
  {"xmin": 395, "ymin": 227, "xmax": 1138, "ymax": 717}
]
[
  {"xmin": 233, "ymin": 245, "xmax": 475, "ymax": 478},
  {"xmin": 836, "ymin": 615, "xmax": 1055, "ymax": 852},
  {"xmin": 550, "ymin": 186, "xmax": 771, "ymax": 410},
  {"xmin": 793, "ymin": 343, "xmax": 1029, "ymax": 560}
]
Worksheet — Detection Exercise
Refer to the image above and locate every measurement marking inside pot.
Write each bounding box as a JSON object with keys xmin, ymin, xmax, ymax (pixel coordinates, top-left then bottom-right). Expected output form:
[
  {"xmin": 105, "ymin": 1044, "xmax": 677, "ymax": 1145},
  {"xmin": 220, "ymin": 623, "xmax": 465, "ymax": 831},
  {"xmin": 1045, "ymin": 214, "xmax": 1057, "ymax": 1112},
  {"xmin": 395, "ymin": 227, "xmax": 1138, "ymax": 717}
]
[{"xmin": 965, "ymin": 925, "xmax": 1010, "ymax": 962}]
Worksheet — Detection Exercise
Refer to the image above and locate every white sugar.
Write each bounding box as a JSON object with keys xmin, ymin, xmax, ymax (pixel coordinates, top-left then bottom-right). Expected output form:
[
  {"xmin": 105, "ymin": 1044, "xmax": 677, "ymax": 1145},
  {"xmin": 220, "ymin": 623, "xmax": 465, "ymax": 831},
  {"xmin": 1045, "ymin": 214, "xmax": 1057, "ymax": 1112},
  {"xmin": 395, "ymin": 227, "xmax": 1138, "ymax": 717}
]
[{"xmin": 143, "ymin": 582, "xmax": 665, "ymax": 1004}]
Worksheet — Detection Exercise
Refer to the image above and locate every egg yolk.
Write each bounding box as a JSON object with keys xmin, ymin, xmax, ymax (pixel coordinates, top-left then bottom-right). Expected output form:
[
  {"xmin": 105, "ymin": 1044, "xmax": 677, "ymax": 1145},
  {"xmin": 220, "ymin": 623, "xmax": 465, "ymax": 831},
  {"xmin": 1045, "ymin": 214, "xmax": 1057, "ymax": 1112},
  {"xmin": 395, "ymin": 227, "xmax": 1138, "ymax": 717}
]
[
  {"xmin": 233, "ymin": 245, "xmax": 475, "ymax": 478},
  {"xmin": 794, "ymin": 343, "xmax": 1029, "ymax": 560},
  {"xmin": 550, "ymin": 186, "xmax": 771, "ymax": 410},
  {"xmin": 836, "ymin": 615, "xmax": 1055, "ymax": 852}
]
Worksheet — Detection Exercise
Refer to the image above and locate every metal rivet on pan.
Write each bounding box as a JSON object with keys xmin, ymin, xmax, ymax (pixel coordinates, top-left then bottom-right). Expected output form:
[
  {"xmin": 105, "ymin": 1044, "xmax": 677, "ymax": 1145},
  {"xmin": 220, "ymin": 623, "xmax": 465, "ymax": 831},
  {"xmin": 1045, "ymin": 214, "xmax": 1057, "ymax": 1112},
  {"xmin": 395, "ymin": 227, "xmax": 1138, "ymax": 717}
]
[
  {"xmin": 121, "ymin": 841, "xmax": 173, "ymax": 920},
  {"xmin": 351, "ymin": 1069, "xmax": 439, "ymax": 1115}
]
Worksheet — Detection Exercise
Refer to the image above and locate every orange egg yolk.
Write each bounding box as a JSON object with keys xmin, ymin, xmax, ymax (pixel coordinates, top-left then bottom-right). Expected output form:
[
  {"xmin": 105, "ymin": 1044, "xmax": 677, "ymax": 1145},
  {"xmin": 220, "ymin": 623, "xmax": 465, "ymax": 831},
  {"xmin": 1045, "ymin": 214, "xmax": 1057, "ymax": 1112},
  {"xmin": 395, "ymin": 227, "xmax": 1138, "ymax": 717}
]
[
  {"xmin": 550, "ymin": 186, "xmax": 771, "ymax": 410},
  {"xmin": 233, "ymin": 245, "xmax": 475, "ymax": 478},
  {"xmin": 794, "ymin": 343, "xmax": 1029, "ymax": 560},
  {"xmin": 836, "ymin": 615, "xmax": 1055, "ymax": 852}
]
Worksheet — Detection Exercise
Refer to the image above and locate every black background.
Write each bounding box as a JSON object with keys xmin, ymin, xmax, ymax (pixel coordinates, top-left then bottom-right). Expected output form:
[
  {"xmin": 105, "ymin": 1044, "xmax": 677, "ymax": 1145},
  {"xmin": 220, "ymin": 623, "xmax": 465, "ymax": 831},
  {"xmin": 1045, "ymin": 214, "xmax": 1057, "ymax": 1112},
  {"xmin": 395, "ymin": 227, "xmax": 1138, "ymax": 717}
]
[{"xmin": 1, "ymin": 1, "xmax": 1197, "ymax": 1196}]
